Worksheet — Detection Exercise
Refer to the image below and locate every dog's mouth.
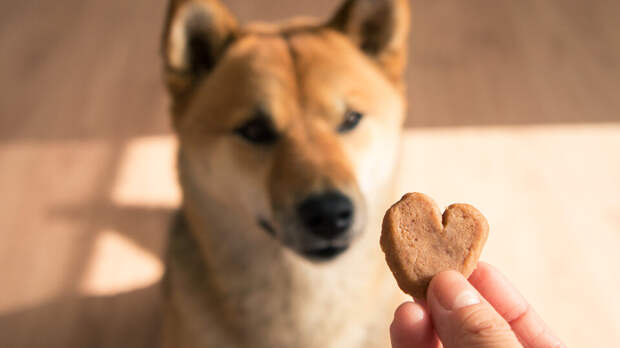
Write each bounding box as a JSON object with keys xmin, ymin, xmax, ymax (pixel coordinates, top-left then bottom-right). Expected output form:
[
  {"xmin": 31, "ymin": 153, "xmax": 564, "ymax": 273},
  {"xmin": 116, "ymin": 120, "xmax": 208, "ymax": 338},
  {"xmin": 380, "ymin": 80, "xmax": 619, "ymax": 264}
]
[
  {"xmin": 258, "ymin": 218, "xmax": 276, "ymax": 237},
  {"xmin": 258, "ymin": 217, "xmax": 351, "ymax": 261},
  {"xmin": 301, "ymin": 245, "xmax": 349, "ymax": 261}
]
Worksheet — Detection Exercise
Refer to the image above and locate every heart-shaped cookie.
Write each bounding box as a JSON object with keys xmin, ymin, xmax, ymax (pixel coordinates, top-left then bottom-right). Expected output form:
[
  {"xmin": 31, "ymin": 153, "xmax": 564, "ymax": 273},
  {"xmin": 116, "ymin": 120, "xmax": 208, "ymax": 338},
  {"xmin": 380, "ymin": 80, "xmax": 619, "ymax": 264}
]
[{"xmin": 380, "ymin": 193, "xmax": 489, "ymax": 299}]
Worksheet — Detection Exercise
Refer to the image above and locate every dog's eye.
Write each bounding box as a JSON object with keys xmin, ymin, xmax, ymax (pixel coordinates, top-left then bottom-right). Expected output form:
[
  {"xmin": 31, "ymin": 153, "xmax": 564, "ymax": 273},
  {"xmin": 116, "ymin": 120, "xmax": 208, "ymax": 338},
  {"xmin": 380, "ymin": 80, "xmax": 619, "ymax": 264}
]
[
  {"xmin": 234, "ymin": 115, "xmax": 278, "ymax": 145},
  {"xmin": 338, "ymin": 110, "xmax": 364, "ymax": 133}
]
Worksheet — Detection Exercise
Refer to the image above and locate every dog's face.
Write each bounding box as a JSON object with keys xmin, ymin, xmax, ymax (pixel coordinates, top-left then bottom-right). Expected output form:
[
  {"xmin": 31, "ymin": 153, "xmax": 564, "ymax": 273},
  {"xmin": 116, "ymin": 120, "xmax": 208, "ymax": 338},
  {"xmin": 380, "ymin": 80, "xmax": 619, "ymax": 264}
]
[{"xmin": 163, "ymin": 0, "xmax": 409, "ymax": 261}]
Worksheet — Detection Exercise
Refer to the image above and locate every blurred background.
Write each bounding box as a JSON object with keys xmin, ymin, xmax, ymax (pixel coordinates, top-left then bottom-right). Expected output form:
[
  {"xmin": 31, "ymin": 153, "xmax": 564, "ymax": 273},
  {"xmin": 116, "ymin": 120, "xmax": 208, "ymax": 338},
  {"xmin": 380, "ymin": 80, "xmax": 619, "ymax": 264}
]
[{"xmin": 1, "ymin": 0, "xmax": 619, "ymax": 346}]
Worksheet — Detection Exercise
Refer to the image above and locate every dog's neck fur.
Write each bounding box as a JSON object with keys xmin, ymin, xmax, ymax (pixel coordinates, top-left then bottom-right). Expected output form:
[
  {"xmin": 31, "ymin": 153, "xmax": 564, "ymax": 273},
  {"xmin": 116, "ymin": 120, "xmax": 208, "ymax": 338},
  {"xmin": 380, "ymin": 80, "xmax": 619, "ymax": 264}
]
[{"xmin": 164, "ymin": 152, "xmax": 401, "ymax": 348}]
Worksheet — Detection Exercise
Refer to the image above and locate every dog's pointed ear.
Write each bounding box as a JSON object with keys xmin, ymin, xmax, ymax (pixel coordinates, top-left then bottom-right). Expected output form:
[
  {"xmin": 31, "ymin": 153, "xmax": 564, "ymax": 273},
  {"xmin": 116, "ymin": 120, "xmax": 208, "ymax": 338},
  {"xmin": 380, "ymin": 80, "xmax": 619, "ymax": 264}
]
[
  {"xmin": 162, "ymin": 0, "xmax": 238, "ymax": 98},
  {"xmin": 328, "ymin": 0, "xmax": 410, "ymax": 82}
]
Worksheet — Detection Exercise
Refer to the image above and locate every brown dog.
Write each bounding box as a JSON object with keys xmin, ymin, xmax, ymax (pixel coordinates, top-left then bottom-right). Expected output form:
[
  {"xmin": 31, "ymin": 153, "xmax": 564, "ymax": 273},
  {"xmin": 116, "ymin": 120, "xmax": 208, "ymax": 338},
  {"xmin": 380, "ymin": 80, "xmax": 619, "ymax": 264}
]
[{"xmin": 161, "ymin": 0, "xmax": 410, "ymax": 346}]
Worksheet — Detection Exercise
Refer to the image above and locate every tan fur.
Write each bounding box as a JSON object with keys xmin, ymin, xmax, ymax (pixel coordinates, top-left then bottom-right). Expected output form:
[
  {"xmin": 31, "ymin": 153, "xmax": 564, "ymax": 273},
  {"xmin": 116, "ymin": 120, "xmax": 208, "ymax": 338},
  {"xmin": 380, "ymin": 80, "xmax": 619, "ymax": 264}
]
[{"xmin": 161, "ymin": 0, "xmax": 410, "ymax": 347}]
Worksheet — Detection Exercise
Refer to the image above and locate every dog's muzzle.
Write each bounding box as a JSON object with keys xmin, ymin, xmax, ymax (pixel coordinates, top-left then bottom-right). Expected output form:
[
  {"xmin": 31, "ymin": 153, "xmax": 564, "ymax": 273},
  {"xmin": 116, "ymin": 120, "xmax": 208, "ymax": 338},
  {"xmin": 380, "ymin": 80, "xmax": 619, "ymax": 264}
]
[{"xmin": 260, "ymin": 190, "xmax": 363, "ymax": 262}]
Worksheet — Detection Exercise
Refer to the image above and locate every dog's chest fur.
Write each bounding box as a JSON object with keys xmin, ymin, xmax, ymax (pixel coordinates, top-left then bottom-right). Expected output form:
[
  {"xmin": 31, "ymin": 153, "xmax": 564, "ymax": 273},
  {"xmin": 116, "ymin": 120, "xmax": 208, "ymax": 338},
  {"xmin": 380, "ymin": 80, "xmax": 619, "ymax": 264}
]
[{"xmin": 163, "ymin": 209, "xmax": 400, "ymax": 348}]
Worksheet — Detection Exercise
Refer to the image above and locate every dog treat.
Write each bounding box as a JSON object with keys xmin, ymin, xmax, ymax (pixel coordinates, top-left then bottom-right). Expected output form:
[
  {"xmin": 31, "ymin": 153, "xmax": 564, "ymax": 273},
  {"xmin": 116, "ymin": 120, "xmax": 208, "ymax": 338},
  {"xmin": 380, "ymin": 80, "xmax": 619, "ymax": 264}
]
[{"xmin": 380, "ymin": 193, "xmax": 489, "ymax": 298}]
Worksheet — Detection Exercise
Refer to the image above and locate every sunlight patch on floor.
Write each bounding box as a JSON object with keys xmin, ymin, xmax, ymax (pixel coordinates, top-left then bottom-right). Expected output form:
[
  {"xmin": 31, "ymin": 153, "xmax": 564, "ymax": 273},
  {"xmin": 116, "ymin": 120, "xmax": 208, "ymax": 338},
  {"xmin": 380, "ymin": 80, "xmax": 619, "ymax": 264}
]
[
  {"xmin": 111, "ymin": 136, "xmax": 180, "ymax": 208},
  {"xmin": 79, "ymin": 229, "xmax": 164, "ymax": 296}
]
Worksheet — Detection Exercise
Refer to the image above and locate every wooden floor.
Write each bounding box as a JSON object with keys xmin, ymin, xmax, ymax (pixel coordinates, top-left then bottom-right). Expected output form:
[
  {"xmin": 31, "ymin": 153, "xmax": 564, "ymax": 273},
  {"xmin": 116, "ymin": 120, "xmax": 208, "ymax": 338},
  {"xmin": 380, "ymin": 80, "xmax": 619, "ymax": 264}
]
[{"xmin": 1, "ymin": 0, "xmax": 619, "ymax": 347}]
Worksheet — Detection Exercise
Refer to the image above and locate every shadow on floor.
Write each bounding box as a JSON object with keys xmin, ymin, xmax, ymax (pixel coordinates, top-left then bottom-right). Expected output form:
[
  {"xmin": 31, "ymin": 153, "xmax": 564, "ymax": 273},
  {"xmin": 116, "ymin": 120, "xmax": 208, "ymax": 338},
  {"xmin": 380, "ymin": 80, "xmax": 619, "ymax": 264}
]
[
  {"xmin": 0, "ymin": 284, "xmax": 162, "ymax": 348},
  {"xmin": 50, "ymin": 204, "xmax": 173, "ymax": 258}
]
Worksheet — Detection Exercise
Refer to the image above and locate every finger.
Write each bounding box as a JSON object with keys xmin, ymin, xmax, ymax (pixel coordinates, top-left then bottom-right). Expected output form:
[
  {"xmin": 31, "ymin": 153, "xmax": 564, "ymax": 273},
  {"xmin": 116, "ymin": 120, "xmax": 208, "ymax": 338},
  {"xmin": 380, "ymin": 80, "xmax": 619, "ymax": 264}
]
[
  {"xmin": 427, "ymin": 270, "xmax": 522, "ymax": 348},
  {"xmin": 469, "ymin": 262, "xmax": 565, "ymax": 348},
  {"xmin": 390, "ymin": 301, "xmax": 440, "ymax": 348}
]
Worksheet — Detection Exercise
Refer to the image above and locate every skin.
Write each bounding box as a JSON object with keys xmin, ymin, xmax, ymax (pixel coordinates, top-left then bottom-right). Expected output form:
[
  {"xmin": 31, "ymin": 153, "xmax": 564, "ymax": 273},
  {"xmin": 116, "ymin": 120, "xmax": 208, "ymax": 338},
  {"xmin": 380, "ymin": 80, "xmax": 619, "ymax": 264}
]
[{"xmin": 390, "ymin": 262, "xmax": 566, "ymax": 348}]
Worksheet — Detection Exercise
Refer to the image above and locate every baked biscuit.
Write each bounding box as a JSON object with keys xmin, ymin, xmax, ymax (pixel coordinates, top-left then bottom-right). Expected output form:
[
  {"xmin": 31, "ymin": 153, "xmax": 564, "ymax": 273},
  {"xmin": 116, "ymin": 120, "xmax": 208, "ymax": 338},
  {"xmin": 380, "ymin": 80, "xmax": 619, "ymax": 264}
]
[{"xmin": 380, "ymin": 193, "xmax": 489, "ymax": 298}]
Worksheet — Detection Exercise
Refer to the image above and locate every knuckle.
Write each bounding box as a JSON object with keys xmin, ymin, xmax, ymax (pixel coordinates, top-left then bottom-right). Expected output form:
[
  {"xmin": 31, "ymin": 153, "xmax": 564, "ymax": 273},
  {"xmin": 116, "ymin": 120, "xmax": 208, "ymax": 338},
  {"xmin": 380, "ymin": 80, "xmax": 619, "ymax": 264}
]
[
  {"xmin": 460, "ymin": 305, "xmax": 511, "ymax": 334},
  {"xmin": 456, "ymin": 305, "xmax": 519, "ymax": 346}
]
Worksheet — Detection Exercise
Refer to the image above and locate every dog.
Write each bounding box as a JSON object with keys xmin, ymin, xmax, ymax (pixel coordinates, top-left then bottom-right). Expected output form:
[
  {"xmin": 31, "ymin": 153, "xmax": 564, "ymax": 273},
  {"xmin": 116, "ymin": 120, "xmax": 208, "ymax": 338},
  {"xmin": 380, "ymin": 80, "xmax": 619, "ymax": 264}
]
[{"xmin": 160, "ymin": 0, "xmax": 410, "ymax": 346}]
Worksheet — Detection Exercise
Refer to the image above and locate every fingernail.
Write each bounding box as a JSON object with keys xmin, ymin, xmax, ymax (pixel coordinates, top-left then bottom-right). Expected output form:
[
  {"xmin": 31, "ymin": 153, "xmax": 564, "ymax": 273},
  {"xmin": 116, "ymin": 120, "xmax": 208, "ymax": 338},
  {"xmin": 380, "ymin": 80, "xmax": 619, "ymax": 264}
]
[
  {"xmin": 452, "ymin": 289, "xmax": 480, "ymax": 310},
  {"xmin": 431, "ymin": 271, "xmax": 481, "ymax": 311},
  {"xmin": 408, "ymin": 303, "xmax": 426, "ymax": 323},
  {"xmin": 393, "ymin": 301, "xmax": 425, "ymax": 324}
]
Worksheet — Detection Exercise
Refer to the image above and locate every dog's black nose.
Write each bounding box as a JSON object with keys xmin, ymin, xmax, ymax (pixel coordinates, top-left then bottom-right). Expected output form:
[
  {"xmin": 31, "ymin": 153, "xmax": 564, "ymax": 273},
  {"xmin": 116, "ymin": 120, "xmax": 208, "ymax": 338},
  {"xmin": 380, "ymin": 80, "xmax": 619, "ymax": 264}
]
[{"xmin": 298, "ymin": 192, "xmax": 353, "ymax": 240}]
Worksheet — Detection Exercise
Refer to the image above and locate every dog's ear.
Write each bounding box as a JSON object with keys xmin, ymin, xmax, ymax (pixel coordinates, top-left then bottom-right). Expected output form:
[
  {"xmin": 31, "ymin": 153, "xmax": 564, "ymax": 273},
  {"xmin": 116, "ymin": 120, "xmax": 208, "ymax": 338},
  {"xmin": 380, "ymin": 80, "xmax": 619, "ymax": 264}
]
[
  {"xmin": 162, "ymin": 0, "xmax": 238, "ymax": 99},
  {"xmin": 328, "ymin": 0, "xmax": 410, "ymax": 82}
]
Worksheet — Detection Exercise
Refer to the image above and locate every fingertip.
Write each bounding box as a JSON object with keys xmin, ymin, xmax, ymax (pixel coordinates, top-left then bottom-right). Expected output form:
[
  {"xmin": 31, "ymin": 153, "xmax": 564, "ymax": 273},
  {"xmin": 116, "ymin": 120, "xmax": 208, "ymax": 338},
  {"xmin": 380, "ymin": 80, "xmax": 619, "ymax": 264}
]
[
  {"xmin": 467, "ymin": 263, "xmax": 528, "ymax": 323},
  {"xmin": 395, "ymin": 301, "xmax": 423, "ymax": 319},
  {"xmin": 467, "ymin": 263, "xmax": 562, "ymax": 348},
  {"xmin": 468, "ymin": 261, "xmax": 496, "ymax": 286},
  {"xmin": 427, "ymin": 270, "xmax": 474, "ymax": 310},
  {"xmin": 428, "ymin": 270, "xmax": 462, "ymax": 295},
  {"xmin": 392, "ymin": 302, "xmax": 426, "ymax": 334},
  {"xmin": 390, "ymin": 302, "xmax": 437, "ymax": 348},
  {"xmin": 476, "ymin": 260, "xmax": 494, "ymax": 270}
]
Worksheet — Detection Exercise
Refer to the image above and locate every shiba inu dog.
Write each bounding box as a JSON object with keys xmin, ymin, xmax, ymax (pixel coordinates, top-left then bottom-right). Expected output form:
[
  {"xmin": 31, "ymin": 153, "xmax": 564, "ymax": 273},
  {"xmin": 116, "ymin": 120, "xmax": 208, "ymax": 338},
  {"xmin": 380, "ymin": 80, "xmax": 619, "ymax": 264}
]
[{"xmin": 161, "ymin": 0, "xmax": 410, "ymax": 346}]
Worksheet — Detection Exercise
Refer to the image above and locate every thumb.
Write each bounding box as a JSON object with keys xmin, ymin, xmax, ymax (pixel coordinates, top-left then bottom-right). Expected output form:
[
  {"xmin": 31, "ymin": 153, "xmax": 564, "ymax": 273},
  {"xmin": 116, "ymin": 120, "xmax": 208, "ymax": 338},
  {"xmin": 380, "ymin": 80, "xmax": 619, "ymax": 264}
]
[{"xmin": 427, "ymin": 270, "xmax": 522, "ymax": 348}]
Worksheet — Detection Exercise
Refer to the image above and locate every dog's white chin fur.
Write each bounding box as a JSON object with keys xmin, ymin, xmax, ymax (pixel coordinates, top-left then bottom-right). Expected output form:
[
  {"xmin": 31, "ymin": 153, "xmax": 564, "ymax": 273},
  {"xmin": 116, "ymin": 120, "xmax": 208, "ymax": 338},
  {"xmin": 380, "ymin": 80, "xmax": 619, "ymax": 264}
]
[{"xmin": 178, "ymin": 205, "xmax": 399, "ymax": 347}]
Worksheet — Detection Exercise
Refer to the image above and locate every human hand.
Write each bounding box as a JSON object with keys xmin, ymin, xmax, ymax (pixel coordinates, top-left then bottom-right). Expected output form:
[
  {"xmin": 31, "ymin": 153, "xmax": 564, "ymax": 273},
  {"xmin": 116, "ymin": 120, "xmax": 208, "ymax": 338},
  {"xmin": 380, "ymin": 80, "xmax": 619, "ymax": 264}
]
[{"xmin": 389, "ymin": 262, "xmax": 565, "ymax": 348}]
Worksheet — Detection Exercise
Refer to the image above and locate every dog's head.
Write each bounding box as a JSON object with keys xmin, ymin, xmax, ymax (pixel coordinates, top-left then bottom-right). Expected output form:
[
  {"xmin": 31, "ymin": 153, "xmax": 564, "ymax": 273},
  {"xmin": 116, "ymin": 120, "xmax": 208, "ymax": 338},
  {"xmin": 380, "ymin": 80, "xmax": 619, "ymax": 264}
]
[{"xmin": 162, "ymin": 0, "xmax": 410, "ymax": 261}]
